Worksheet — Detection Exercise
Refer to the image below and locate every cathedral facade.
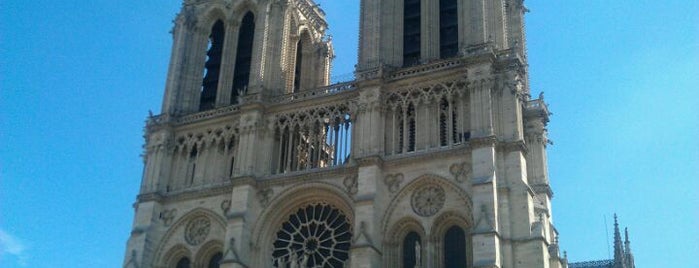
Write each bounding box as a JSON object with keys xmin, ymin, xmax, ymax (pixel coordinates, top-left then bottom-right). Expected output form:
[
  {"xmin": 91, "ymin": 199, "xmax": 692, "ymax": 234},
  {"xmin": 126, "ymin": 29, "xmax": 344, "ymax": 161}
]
[{"xmin": 123, "ymin": 0, "xmax": 567, "ymax": 267}]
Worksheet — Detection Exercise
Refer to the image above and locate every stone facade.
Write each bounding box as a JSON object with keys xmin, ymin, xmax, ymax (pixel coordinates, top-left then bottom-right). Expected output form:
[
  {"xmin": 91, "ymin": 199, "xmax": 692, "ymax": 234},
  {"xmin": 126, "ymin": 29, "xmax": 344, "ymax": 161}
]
[{"xmin": 123, "ymin": 0, "xmax": 568, "ymax": 267}]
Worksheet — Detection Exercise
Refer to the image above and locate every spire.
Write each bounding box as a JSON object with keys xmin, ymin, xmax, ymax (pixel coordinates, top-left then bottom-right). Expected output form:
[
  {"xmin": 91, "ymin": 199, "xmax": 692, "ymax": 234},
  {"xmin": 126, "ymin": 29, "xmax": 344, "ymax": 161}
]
[
  {"xmin": 612, "ymin": 214, "xmax": 626, "ymax": 268},
  {"xmin": 625, "ymin": 227, "xmax": 636, "ymax": 268}
]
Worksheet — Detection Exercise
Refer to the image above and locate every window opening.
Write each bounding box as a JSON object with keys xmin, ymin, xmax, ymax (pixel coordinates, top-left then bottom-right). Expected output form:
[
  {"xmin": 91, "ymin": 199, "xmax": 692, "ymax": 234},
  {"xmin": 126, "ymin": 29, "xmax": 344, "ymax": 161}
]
[
  {"xmin": 402, "ymin": 231, "xmax": 421, "ymax": 268},
  {"xmin": 403, "ymin": 0, "xmax": 421, "ymax": 66},
  {"xmin": 200, "ymin": 20, "xmax": 225, "ymax": 111},
  {"xmin": 439, "ymin": 0, "xmax": 459, "ymax": 58},
  {"xmin": 443, "ymin": 226, "xmax": 467, "ymax": 267},
  {"xmin": 293, "ymin": 37, "xmax": 304, "ymax": 93},
  {"xmin": 407, "ymin": 103, "xmax": 416, "ymax": 152},
  {"xmin": 176, "ymin": 257, "xmax": 191, "ymax": 268},
  {"xmin": 188, "ymin": 146, "xmax": 198, "ymax": 186},
  {"xmin": 208, "ymin": 252, "xmax": 223, "ymax": 268},
  {"xmin": 232, "ymin": 12, "xmax": 255, "ymax": 104},
  {"xmin": 439, "ymin": 97, "xmax": 449, "ymax": 146}
]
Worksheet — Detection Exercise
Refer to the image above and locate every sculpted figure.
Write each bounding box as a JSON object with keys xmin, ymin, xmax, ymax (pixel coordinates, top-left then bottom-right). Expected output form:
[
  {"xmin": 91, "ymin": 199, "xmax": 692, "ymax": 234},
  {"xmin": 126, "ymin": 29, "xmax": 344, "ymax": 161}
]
[{"xmin": 415, "ymin": 240, "xmax": 421, "ymax": 267}]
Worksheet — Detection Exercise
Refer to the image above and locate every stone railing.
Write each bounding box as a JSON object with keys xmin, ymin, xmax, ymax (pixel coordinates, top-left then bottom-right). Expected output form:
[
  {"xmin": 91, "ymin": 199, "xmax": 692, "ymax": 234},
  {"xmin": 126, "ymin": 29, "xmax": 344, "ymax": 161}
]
[
  {"xmin": 526, "ymin": 98, "xmax": 548, "ymax": 111},
  {"xmin": 295, "ymin": 0, "xmax": 327, "ymax": 30},
  {"xmin": 525, "ymin": 97, "xmax": 550, "ymax": 121},
  {"xmin": 176, "ymin": 105, "xmax": 240, "ymax": 125},
  {"xmin": 268, "ymin": 81, "xmax": 356, "ymax": 104},
  {"xmin": 147, "ymin": 105, "xmax": 241, "ymax": 128},
  {"xmin": 388, "ymin": 58, "xmax": 466, "ymax": 81}
]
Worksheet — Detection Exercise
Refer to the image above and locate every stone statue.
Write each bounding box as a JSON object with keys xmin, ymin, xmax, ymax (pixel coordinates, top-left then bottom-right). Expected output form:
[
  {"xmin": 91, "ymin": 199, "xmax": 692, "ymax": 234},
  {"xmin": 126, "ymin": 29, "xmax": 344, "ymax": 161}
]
[
  {"xmin": 415, "ymin": 240, "xmax": 421, "ymax": 267},
  {"xmin": 300, "ymin": 253, "xmax": 309, "ymax": 267},
  {"xmin": 277, "ymin": 256, "xmax": 287, "ymax": 268},
  {"xmin": 289, "ymin": 253, "xmax": 298, "ymax": 268}
]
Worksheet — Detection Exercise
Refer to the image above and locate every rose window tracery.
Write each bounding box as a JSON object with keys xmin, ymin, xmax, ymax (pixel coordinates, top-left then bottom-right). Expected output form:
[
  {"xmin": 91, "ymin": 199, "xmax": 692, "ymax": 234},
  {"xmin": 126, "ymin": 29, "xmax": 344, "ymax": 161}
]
[
  {"xmin": 184, "ymin": 216, "xmax": 211, "ymax": 246},
  {"xmin": 273, "ymin": 203, "xmax": 352, "ymax": 267},
  {"xmin": 411, "ymin": 185, "xmax": 446, "ymax": 217}
]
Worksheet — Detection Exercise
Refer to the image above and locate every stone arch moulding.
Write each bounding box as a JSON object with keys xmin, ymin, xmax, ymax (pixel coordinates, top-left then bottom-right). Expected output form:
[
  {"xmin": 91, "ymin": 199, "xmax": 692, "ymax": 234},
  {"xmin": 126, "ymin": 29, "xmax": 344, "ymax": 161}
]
[
  {"xmin": 428, "ymin": 210, "xmax": 474, "ymax": 268},
  {"xmin": 250, "ymin": 182, "xmax": 355, "ymax": 267},
  {"xmin": 383, "ymin": 217, "xmax": 427, "ymax": 268},
  {"xmin": 199, "ymin": 6, "xmax": 229, "ymax": 30},
  {"xmin": 153, "ymin": 208, "xmax": 227, "ymax": 267},
  {"xmin": 160, "ymin": 244, "xmax": 192, "ymax": 268},
  {"xmin": 381, "ymin": 173, "xmax": 472, "ymax": 236},
  {"xmin": 231, "ymin": 0, "xmax": 261, "ymax": 23},
  {"xmin": 195, "ymin": 239, "xmax": 225, "ymax": 267}
]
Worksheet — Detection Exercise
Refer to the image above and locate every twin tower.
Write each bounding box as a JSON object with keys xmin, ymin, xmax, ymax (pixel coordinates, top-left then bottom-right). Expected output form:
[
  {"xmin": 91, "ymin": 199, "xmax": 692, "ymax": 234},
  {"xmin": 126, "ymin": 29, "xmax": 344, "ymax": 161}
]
[{"xmin": 124, "ymin": 0, "xmax": 565, "ymax": 268}]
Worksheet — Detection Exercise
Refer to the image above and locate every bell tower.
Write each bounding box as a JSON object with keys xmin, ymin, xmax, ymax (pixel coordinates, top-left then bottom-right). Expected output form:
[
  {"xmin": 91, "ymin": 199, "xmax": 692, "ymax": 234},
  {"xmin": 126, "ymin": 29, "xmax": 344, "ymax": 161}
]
[
  {"xmin": 124, "ymin": 0, "xmax": 567, "ymax": 267},
  {"xmin": 160, "ymin": 0, "xmax": 333, "ymax": 116}
]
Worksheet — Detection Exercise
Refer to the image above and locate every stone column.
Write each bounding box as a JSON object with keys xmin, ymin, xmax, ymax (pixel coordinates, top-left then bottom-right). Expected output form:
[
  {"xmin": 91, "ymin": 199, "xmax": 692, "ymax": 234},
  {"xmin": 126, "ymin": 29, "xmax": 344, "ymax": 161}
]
[
  {"xmin": 468, "ymin": 69, "xmax": 501, "ymax": 268},
  {"xmin": 123, "ymin": 200, "xmax": 162, "ymax": 267},
  {"xmin": 162, "ymin": 15, "xmax": 187, "ymax": 114},
  {"xmin": 422, "ymin": 0, "xmax": 440, "ymax": 61},
  {"xmin": 216, "ymin": 20, "xmax": 240, "ymax": 107},
  {"xmin": 220, "ymin": 183, "xmax": 256, "ymax": 268},
  {"xmin": 262, "ymin": 1, "xmax": 288, "ymax": 94},
  {"xmin": 247, "ymin": 7, "xmax": 268, "ymax": 95},
  {"xmin": 349, "ymin": 163, "xmax": 383, "ymax": 268},
  {"xmin": 181, "ymin": 27, "xmax": 209, "ymax": 113},
  {"xmin": 141, "ymin": 128, "xmax": 174, "ymax": 194},
  {"xmin": 358, "ymin": 0, "xmax": 382, "ymax": 71},
  {"xmin": 463, "ymin": 0, "xmax": 487, "ymax": 46}
]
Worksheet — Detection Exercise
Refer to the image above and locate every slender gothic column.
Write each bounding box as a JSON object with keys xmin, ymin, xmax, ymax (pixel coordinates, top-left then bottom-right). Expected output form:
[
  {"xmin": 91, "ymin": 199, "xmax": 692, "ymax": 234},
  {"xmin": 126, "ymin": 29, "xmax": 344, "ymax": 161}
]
[
  {"xmin": 468, "ymin": 70, "xmax": 501, "ymax": 268},
  {"xmin": 422, "ymin": 0, "xmax": 440, "ymax": 61},
  {"xmin": 262, "ymin": 1, "xmax": 288, "ymax": 94},
  {"xmin": 216, "ymin": 20, "xmax": 240, "ymax": 107},
  {"xmin": 247, "ymin": 7, "xmax": 268, "ymax": 94},
  {"xmin": 358, "ymin": 0, "xmax": 382, "ymax": 70}
]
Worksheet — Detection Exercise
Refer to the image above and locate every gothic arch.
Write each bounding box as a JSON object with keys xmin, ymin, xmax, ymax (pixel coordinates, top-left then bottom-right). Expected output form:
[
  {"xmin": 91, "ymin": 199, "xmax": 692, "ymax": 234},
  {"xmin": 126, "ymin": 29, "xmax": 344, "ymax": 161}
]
[
  {"xmin": 153, "ymin": 208, "xmax": 227, "ymax": 267},
  {"xmin": 194, "ymin": 240, "xmax": 224, "ymax": 268},
  {"xmin": 251, "ymin": 182, "xmax": 355, "ymax": 267},
  {"xmin": 381, "ymin": 173, "xmax": 472, "ymax": 236},
  {"xmin": 161, "ymin": 244, "xmax": 192, "ymax": 268},
  {"xmin": 230, "ymin": 0, "xmax": 261, "ymax": 22},
  {"xmin": 384, "ymin": 217, "xmax": 426, "ymax": 268},
  {"xmin": 199, "ymin": 7, "xmax": 228, "ymax": 31},
  {"xmin": 429, "ymin": 211, "xmax": 473, "ymax": 268}
]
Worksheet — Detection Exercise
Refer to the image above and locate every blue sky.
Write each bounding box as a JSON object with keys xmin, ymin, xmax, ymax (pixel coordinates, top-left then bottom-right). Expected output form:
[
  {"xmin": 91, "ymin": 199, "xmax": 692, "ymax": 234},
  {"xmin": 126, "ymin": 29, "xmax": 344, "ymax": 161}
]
[{"xmin": 1, "ymin": 1, "xmax": 697, "ymax": 267}]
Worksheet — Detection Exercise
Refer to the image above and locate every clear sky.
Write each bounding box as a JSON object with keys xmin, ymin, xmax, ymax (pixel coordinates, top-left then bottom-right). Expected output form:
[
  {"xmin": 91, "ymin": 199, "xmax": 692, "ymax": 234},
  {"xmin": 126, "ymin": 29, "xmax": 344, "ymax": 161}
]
[{"xmin": 0, "ymin": 1, "xmax": 697, "ymax": 267}]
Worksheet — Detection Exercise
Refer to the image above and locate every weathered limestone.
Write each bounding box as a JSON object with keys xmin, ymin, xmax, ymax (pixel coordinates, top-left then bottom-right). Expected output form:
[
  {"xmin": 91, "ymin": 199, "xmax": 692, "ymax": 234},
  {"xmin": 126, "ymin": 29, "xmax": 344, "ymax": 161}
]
[{"xmin": 124, "ymin": 1, "xmax": 566, "ymax": 267}]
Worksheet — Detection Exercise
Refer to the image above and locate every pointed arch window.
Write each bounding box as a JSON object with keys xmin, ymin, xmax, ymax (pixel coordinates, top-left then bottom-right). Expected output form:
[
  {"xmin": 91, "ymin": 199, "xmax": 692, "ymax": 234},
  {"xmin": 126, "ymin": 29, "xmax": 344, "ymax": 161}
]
[
  {"xmin": 403, "ymin": 0, "xmax": 421, "ymax": 66},
  {"xmin": 200, "ymin": 20, "xmax": 225, "ymax": 111},
  {"xmin": 208, "ymin": 252, "xmax": 222, "ymax": 268},
  {"xmin": 232, "ymin": 12, "xmax": 255, "ymax": 104},
  {"xmin": 439, "ymin": 0, "xmax": 459, "ymax": 58},
  {"xmin": 402, "ymin": 231, "xmax": 421, "ymax": 268},
  {"xmin": 443, "ymin": 226, "xmax": 467, "ymax": 267},
  {"xmin": 293, "ymin": 37, "xmax": 304, "ymax": 93},
  {"xmin": 176, "ymin": 257, "xmax": 191, "ymax": 268}
]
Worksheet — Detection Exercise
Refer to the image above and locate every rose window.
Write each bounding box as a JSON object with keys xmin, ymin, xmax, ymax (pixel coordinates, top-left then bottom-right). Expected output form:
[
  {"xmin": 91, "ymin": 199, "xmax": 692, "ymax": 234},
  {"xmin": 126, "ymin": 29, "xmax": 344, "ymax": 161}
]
[
  {"xmin": 273, "ymin": 203, "xmax": 352, "ymax": 267},
  {"xmin": 184, "ymin": 216, "xmax": 211, "ymax": 246},
  {"xmin": 411, "ymin": 184, "xmax": 446, "ymax": 217}
]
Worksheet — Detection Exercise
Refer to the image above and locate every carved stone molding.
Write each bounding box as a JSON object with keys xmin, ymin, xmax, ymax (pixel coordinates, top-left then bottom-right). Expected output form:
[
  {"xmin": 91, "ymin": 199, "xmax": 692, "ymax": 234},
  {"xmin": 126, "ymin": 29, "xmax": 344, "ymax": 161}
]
[
  {"xmin": 160, "ymin": 208, "xmax": 178, "ymax": 226},
  {"xmin": 343, "ymin": 175, "xmax": 358, "ymax": 196},
  {"xmin": 220, "ymin": 199, "xmax": 231, "ymax": 214},
  {"xmin": 411, "ymin": 184, "xmax": 446, "ymax": 217},
  {"xmin": 257, "ymin": 187, "xmax": 274, "ymax": 207},
  {"xmin": 384, "ymin": 173, "xmax": 404, "ymax": 193},
  {"xmin": 449, "ymin": 162, "xmax": 471, "ymax": 183},
  {"xmin": 185, "ymin": 216, "xmax": 211, "ymax": 246},
  {"xmin": 469, "ymin": 135, "xmax": 497, "ymax": 149}
]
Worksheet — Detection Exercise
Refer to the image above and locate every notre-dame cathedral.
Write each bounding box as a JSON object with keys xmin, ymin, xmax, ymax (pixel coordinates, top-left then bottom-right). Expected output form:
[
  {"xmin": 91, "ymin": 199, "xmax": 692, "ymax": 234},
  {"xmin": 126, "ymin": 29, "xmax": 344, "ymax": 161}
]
[{"xmin": 122, "ymin": 0, "xmax": 596, "ymax": 267}]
